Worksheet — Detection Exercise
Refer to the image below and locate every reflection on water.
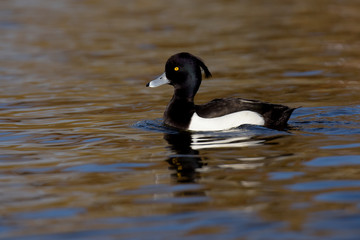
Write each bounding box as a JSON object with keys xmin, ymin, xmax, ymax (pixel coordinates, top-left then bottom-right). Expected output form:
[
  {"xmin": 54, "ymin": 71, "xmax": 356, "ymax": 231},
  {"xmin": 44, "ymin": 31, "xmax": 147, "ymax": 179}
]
[
  {"xmin": 165, "ymin": 132, "xmax": 203, "ymax": 183},
  {"xmin": 1, "ymin": 0, "xmax": 360, "ymax": 239},
  {"xmin": 164, "ymin": 128, "xmax": 291, "ymax": 183}
]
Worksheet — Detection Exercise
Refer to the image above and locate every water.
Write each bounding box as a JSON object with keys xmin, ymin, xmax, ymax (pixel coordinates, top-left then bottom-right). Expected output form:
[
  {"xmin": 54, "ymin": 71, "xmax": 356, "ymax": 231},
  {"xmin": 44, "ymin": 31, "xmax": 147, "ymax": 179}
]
[{"xmin": 1, "ymin": 0, "xmax": 360, "ymax": 239}]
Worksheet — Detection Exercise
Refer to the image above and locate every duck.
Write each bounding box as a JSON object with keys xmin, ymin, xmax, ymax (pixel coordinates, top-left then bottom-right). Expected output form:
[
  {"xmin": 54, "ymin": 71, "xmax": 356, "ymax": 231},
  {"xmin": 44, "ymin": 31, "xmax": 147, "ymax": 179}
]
[{"xmin": 146, "ymin": 52, "xmax": 296, "ymax": 131}]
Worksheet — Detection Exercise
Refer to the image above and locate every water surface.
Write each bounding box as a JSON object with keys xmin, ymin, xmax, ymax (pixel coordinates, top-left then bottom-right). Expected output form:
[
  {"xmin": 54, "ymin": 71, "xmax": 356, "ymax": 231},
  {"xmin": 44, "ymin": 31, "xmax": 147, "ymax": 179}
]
[{"xmin": 1, "ymin": 0, "xmax": 360, "ymax": 239}]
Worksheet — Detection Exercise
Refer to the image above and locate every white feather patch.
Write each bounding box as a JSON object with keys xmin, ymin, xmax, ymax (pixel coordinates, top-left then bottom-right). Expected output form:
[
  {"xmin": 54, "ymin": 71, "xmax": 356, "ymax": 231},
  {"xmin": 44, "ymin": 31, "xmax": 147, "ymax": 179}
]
[{"xmin": 188, "ymin": 111, "xmax": 265, "ymax": 131}]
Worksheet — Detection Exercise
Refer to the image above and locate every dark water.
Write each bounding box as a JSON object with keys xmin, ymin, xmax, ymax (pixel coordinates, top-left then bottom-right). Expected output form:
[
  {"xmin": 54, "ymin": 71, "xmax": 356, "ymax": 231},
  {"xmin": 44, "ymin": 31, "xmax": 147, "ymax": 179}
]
[{"xmin": 1, "ymin": 0, "xmax": 360, "ymax": 239}]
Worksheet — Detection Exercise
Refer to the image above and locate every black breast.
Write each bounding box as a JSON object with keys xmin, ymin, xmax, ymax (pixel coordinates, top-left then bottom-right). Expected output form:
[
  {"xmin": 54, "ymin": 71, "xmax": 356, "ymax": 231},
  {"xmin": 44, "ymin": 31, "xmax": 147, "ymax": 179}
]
[{"xmin": 164, "ymin": 98, "xmax": 195, "ymax": 129}]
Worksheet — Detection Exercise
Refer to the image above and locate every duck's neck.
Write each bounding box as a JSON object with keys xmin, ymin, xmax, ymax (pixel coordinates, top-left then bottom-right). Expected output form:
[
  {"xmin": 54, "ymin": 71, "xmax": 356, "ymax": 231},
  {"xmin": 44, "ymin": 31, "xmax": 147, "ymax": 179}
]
[
  {"xmin": 164, "ymin": 73, "xmax": 202, "ymax": 129},
  {"xmin": 164, "ymin": 92, "xmax": 195, "ymax": 129},
  {"xmin": 174, "ymin": 89, "xmax": 195, "ymax": 102}
]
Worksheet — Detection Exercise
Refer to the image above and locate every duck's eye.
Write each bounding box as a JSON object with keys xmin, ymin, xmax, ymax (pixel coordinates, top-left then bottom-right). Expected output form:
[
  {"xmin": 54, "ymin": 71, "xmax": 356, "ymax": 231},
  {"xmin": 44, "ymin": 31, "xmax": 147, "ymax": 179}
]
[{"xmin": 174, "ymin": 67, "xmax": 179, "ymax": 71}]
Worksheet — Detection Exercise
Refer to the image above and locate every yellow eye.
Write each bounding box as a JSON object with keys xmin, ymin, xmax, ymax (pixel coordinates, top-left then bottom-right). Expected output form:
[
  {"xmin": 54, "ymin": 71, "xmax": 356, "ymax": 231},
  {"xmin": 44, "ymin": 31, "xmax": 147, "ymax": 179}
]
[{"xmin": 174, "ymin": 67, "xmax": 179, "ymax": 71}]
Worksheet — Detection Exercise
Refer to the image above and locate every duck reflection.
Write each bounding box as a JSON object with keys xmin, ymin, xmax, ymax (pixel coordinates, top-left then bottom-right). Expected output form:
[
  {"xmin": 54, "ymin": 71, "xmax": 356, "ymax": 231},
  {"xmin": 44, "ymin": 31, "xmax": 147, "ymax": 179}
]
[
  {"xmin": 164, "ymin": 132, "xmax": 204, "ymax": 183},
  {"xmin": 164, "ymin": 129, "xmax": 270, "ymax": 183}
]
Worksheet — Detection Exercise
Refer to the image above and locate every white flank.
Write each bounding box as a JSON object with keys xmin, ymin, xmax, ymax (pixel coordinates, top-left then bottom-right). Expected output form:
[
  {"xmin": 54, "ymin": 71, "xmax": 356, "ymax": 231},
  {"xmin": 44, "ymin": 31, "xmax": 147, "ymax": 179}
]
[{"xmin": 188, "ymin": 111, "xmax": 265, "ymax": 131}]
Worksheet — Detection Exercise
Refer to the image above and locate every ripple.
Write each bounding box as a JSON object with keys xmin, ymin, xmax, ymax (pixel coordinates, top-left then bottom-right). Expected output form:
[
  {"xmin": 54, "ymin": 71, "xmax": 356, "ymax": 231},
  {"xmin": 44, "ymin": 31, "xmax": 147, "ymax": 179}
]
[
  {"xmin": 63, "ymin": 162, "xmax": 153, "ymax": 173},
  {"xmin": 293, "ymin": 105, "xmax": 360, "ymax": 135},
  {"xmin": 287, "ymin": 180, "xmax": 360, "ymax": 192},
  {"xmin": 132, "ymin": 119, "xmax": 179, "ymax": 134},
  {"xmin": 1, "ymin": 0, "xmax": 360, "ymax": 239},
  {"xmin": 321, "ymin": 143, "xmax": 360, "ymax": 150},
  {"xmin": 15, "ymin": 207, "xmax": 84, "ymax": 220},
  {"xmin": 316, "ymin": 191, "xmax": 360, "ymax": 203},
  {"xmin": 283, "ymin": 70, "xmax": 324, "ymax": 77},
  {"xmin": 306, "ymin": 155, "xmax": 360, "ymax": 167},
  {"xmin": 269, "ymin": 171, "xmax": 304, "ymax": 180}
]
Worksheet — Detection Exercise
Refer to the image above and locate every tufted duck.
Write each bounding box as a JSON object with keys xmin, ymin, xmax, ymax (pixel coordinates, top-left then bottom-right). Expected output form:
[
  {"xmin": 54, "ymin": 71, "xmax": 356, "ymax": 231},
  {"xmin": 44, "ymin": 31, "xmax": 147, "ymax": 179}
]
[{"xmin": 146, "ymin": 52, "xmax": 296, "ymax": 131}]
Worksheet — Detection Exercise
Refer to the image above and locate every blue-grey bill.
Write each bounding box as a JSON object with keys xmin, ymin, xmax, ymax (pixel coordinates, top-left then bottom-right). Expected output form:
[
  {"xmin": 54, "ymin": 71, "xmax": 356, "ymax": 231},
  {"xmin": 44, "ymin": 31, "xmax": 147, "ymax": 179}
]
[{"xmin": 146, "ymin": 72, "xmax": 169, "ymax": 87}]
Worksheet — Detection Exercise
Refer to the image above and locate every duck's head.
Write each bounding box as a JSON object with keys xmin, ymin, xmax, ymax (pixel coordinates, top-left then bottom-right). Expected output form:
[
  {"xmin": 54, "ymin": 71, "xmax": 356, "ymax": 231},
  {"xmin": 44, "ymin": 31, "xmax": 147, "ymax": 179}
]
[{"xmin": 147, "ymin": 52, "xmax": 212, "ymax": 98}]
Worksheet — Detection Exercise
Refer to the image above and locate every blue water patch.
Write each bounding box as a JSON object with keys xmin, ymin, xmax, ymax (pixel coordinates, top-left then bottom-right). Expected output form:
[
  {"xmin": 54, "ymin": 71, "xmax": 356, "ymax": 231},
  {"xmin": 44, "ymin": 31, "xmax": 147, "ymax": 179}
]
[
  {"xmin": 306, "ymin": 155, "xmax": 360, "ymax": 167},
  {"xmin": 315, "ymin": 191, "xmax": 360, "ymax": 203},
  {"xmin": 0, "ymin": 132, "xmax": 30, "ymax": 143},
  {"xmin": 269, "ymin": 171, "xmax": 303, "ymax": 180},
  {"xmin": 145, "ymin": 196, "xmax": 210, "ymax": 204},
  {"xmin": 283, "ymin": 70, "xmax": 323, "ymax": 77},
  {"xmin": 16, "ymin": 167, "xmax": 55, "ymax": 174},
  {"xmin": 287, "ymin": 180, "xmax": 360, "ymax": 192},
  {"xmin": 41, "ymin": 139, "xmax": 69, "ymax": 144},
  {"xmin": 0, "ymin": 21, "xmax": 20, "ymax": 30},
  {"xmin": 63, "ymin": 162, "xmax": 153, "ymax": 173},
  {"xmin": 15, "ymin": 207, "xmax": 84, "ymax": 220},
  {"xmin": 305, "ymin": 210, "xmax": 360, "ymax": 238},
  {"xmin": 81, "ymin": 137, "xmax": 103, "ymax": 143},
  {"xmin": 123, "ymin": 183, "xmax": 204, "ymax": 196},
  {"xmin": 321, "ymin": 143, "xmax": 360, "ymax": 150}
]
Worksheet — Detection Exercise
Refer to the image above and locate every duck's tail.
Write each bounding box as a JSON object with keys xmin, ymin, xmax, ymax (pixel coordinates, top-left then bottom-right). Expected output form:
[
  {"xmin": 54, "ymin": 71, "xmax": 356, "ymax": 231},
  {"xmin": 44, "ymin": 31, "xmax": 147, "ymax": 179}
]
[{"xmin": 267, "ymin": 106, "xmax": 300, "ymax": 130}]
